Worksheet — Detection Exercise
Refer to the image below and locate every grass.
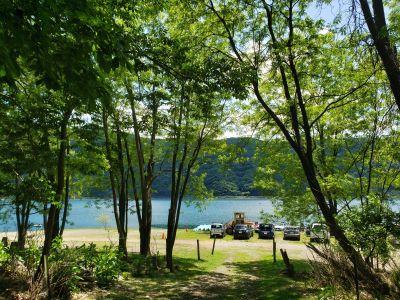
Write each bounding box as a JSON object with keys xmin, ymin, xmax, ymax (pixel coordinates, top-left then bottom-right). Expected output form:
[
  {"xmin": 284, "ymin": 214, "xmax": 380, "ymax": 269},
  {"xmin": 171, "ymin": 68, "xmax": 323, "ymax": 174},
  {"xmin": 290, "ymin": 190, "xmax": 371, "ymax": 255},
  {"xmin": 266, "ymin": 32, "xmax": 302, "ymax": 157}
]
[{"xmin": 73, "ymin": 229, "xmax": 319, "ymax": 299}]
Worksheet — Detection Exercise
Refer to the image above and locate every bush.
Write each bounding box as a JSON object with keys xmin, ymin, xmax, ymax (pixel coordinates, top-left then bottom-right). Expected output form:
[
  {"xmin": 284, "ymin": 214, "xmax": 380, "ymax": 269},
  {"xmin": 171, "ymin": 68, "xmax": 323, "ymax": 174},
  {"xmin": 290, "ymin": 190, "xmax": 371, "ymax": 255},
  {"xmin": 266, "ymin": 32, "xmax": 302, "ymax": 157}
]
[
  {"xmin": 48, "ymin": 240, "xmax": 123, "ymax": 292},
  {"xmin": 93, "ymin": 246, "xmax": 121, "ymax": 286},
  {"xmin": 49, "ymin": 239, "xmax": 84, "ymax": 298},
  {"xmin": 0, "ymin": 243, "xmax": 10, "ymax": 267},
  {"xmin": 2, "ymin": 238, "xmax": 126, "ymax": 298}
]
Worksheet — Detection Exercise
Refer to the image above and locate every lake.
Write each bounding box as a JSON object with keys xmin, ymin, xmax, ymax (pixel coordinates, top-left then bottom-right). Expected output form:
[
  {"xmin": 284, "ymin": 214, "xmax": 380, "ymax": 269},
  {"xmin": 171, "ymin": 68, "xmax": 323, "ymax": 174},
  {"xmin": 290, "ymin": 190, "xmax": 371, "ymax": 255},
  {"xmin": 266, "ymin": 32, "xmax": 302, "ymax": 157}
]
[{"xmin": 0, "ymin": 197, "xmax": 274, "ymax": 232}]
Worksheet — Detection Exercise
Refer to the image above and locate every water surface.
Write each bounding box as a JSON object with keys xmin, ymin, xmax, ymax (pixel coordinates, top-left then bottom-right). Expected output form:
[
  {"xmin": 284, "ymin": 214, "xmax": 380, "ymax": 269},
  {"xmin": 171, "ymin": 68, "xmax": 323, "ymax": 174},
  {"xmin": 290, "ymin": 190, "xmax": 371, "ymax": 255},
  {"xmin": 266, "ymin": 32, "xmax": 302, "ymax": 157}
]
[{"xmin": 0, "ymin": 197, "xmax": 273, "ymax": 232}]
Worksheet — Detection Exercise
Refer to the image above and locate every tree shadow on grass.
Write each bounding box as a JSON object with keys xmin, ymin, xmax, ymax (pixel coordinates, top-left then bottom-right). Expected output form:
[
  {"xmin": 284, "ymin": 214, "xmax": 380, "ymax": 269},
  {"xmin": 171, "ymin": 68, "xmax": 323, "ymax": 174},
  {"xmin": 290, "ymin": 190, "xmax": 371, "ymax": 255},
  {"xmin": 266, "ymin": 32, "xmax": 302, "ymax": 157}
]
[
  {"xmin": 224, "ymin": 259, "xmax": 318, "ymax": 300},
  {"xmin": 94, "ymin": 257, "xmax": 317, "ymax": 300},
  {"xmin": 95, "ymin": 256, "xmax": 230, "ymax": 300}
]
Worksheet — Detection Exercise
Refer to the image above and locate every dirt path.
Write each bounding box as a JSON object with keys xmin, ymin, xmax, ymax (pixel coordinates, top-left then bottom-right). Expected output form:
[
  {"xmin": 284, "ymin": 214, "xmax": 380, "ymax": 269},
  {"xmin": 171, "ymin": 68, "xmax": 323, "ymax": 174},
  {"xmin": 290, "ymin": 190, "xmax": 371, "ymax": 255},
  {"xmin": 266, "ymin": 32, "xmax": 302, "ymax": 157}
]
[{"xmin": 1, "ymin": 228, "xmax": 311, "ymax": 260}]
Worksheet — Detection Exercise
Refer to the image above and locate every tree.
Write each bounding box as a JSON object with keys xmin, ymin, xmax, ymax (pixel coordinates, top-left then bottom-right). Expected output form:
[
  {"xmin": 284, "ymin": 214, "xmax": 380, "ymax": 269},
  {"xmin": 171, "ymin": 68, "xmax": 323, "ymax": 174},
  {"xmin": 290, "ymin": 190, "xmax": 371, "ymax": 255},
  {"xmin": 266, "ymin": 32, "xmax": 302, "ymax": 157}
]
[
  {"xmin": 358, "ymin": 0, "xmax": 400, "ymax": 110},
  {"xmin": 164, "ymin": 77, "xmax": 227, "ymax": 271},
  {"xmin": 0, "ymin": 70, "xmax": 57, "ymax": 249},
  {"xmin": 124, "ymin": 69, "xmax": 164, "ymax": 256},
  {"xmin": 101, "ymin": 102, "xmax": 131, "ymax": 258},
  {"xmin": 185, "ymin": 0, "xmax": 393, "ymax": 293}
]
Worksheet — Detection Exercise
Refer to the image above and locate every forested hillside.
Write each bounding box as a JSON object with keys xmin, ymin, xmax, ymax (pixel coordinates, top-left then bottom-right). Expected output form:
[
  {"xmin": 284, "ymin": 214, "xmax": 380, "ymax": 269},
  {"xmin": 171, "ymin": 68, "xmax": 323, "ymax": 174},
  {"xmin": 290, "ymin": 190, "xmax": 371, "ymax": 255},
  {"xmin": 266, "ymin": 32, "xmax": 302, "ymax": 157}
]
[{"xmin": 83, "ymin": 137, "xmax": 262, "ymax": 197}]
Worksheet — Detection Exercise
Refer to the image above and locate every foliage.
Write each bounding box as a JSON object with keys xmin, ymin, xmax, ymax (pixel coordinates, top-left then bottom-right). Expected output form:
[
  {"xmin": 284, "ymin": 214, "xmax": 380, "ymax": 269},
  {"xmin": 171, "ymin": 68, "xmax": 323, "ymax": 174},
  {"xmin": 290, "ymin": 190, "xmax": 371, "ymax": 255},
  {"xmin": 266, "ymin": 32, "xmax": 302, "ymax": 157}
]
[
  {"xmin": 0, "ymin": 243, "xmax": 10, "ymax": 267},
  {"xmin": 339, "ymin": 198, "xmax": 400, "ymax": 263},
  {"xmin": 1, "ymin": 237, "xmax": 124, "ymax": 297},
  {"xmin": 93, "ymin": 246, "xmax": 122, "ymax": 286}
]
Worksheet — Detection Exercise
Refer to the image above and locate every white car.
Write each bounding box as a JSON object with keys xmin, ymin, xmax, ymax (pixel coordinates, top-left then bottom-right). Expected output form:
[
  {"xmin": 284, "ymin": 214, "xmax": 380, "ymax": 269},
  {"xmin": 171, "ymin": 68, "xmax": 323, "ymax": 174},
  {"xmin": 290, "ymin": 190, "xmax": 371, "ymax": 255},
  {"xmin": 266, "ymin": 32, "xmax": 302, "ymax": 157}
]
[
  {"xmin": 210, "ymin": 223, "xmax": 226, "ymax": 238},
  {"xmin": 274, "ymin": 224, "xmax": 285, "ymax": 231},
  {"xmin": 310, "ymin": 223, "xmax": 330, "ymax": 243}
]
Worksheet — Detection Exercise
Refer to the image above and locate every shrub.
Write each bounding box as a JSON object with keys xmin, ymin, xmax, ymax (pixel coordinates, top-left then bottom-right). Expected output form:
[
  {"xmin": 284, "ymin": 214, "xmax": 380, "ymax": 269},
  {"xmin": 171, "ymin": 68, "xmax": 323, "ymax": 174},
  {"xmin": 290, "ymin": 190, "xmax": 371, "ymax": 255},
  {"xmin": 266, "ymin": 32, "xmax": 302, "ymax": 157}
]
[
  {"xmin": 93, "ymin": 246, "xmax": 121, "ymax": 286},
  {"xmin": 2, "ymin": 238, "xmax": 125, "ymax": 298},
  {"xmin": 0, "ymin": 243, "xmax": 10, "ymax": 267},
  {"xmin": 49, "ymin": 239, "xmax": 84, "ymax": 298}
]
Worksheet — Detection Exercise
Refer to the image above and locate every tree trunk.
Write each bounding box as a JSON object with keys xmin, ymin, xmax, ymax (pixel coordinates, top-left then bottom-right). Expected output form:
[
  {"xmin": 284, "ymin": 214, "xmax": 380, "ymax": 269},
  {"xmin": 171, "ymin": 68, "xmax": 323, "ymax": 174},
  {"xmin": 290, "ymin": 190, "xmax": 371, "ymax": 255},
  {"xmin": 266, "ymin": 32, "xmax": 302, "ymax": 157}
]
[
  {"xmin": 298, "ymin": 152, "xmax": 391, "ymax": 294},
  {"xmin": 43, "ymin": 202, "xmax": 48, "ymax": 231},
  {"xmin": 359, "ymin": 0, "xmax": 400, "ymax": 110},
  {"xmin": 16, "ymin": 204, "xmax": 27, "ymax": 249},
  {"xmin": 59, "ymin": 173, "xmax": 70, "ymax": 237},
  {"xmin": 17, "ymin": 228, "xmax": 27, "ymax": 249},
  {"xmin": 35, "ymin": 107, "xmax": 71, "ymax": 281},
  {"xmin": 139, "ymin": 190, "xmax": 152, "ymax": 256},
  {"xmin": 116, "ymin": 122, "xmax": 128, "ymax": 258},
  {"xmin": 166, "ymin": 234, "xmax": 174, "ymax": 271},
  {"xmin": 102, "ymin": 107, "xmax": 128, "ymax": 258},
  {"xmin": 139, "ymin": 221, "xmax": 151, "ymax": 256},
  {"xmin": 126, "ymin": 81, "xmax": 154, "ymax": 256},
  {"xmin": 18, "ymin": 201, "xmax": 30, "ymax": 249}
]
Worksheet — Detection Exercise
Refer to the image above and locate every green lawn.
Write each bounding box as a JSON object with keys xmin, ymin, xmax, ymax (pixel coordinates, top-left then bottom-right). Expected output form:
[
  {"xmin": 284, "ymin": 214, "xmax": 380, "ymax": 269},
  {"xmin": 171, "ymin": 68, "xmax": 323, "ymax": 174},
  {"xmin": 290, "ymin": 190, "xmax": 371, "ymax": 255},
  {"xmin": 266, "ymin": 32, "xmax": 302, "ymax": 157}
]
[{"xmin": 75, "ymin": 230, "xmax": 321, "ymax": 299}]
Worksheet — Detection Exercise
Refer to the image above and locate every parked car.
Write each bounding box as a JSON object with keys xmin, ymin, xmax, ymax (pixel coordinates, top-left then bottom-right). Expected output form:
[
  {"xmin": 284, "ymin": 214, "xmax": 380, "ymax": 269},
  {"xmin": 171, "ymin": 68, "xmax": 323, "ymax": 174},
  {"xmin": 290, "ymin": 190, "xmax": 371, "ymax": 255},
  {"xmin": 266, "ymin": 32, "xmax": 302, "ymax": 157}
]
[
  {"xmin": 274, "ymin": 224, "xmax": 285, "ymax": 231},
  {"xmin": 258, "ymin": 223, "xmax": 275, "ymax": 239},
  {"xmin": 310, "ymin": 223, "xmax": 330, "ymax": 243},
  {"xmin": 283, "ymin": 226, "xmax": 300, "ymax": 241},
  {"xmin": 210, "ymin": 223, "xmax": 226, "ymax": 238},
  {"xmin": 233, "ymin": 224, "xmax": 253, "ymax": 240}
]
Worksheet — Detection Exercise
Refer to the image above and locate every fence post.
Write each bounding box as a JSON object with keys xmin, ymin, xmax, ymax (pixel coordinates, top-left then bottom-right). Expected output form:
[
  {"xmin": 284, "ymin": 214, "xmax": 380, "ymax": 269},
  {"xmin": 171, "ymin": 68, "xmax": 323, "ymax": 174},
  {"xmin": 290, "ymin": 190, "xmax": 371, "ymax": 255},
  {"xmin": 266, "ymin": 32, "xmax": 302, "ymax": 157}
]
[
  {"xmin": 197, "ymin": 239, "xmax": 200, "ymax": 260},
  {"xmin": 280, "ymin": 248, "xmax": 294, "ymax": 277},
  {"xmin": 212, "ymin": 237, "xmax": 216, "ymax": 255},
  {"xmin": 273, "ymin": 237, "xmax": 276, "ymax": 263}
]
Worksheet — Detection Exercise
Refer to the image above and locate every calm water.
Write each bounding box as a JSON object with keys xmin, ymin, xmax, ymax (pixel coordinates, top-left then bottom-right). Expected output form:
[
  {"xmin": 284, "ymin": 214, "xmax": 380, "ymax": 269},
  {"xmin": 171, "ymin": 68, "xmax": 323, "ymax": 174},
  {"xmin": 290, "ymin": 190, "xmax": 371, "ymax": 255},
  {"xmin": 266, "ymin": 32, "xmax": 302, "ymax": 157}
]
[{"xmin": 0, "ymin": 197, "xmax": 273, "ymax": 232}]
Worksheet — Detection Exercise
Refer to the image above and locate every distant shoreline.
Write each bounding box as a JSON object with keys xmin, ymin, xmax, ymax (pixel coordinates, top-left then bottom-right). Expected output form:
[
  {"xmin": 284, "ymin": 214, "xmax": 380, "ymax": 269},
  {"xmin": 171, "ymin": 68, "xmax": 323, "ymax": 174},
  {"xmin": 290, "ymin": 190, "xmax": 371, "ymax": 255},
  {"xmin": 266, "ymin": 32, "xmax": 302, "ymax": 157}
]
[{"xmin": 72, "ymin": 195, "xmax": 273, "ymax": 201}]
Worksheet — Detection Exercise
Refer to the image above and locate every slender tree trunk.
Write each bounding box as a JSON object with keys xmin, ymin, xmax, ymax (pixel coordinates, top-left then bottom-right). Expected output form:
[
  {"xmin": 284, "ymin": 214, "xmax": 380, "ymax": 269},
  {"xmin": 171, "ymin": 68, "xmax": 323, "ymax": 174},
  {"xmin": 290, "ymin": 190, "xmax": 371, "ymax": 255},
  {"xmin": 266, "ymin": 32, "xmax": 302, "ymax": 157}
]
[
  {"xmin": 140, "ymin": 193, "xmax": 152, "ymax": 256},
  {"xmin": 15, "ymin": 177, "xmax": 28, "ymax": 249},
  {"xmin": 43, "ymin": 202, "xmax": 48, "ymax": 231},
  {"xmin": 125, "ymin": 81, "xmax": 154, "ymax": 256},
  {"xmin": 59, "ymin": 173, "xmax": 70, "ymax": 237},
  {"xmin": 102, "ymin": 108, "xmax": 128, "ymax": 257},
  {"xmin": 116, "ymin": 122, "xmax": 128, "ymax": 258},
  {"xmin": 60, "ymin": 140, "xmax": 70, "ymax": 236},
  {"xmin": 166, "ymin": 92, "xmax": 185, "ymax": 271},
  {"xmin": 125, "ymin": 137, "xmax": 142, "ymax": 226},
  {"xmin": 298, "ymin": 148, "xmax": 390, "ymax": 293},
  {"xmin": 359, "ymin": 0, "xmax": 400, "ymax": 110},
  {"xmin": 35, "ymin": 107, "xmax": 71, "ymax": 280},
  {"xmin": 166, "ymin": 94, "xmax": 206, "ymax": 271},
  {"xmin": 16, "ymin": 203, "xmax": 28, "ymax": 249}
]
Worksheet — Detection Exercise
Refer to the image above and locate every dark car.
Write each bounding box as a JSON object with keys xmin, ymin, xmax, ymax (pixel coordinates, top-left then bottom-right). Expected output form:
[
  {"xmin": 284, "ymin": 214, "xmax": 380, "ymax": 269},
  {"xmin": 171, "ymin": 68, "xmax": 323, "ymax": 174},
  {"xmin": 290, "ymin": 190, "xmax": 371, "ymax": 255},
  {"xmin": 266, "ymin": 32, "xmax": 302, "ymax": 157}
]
[
  {"xmin": 283, "ymin": 226, "xmax": 301, "ymax": 241},
  {"xmin": 233, "ymin": 224, "xmax": 252, "ymax": 240},
  {"xmin": 258, "ymin": 223, "xmax": 275, "ymax": 239}
]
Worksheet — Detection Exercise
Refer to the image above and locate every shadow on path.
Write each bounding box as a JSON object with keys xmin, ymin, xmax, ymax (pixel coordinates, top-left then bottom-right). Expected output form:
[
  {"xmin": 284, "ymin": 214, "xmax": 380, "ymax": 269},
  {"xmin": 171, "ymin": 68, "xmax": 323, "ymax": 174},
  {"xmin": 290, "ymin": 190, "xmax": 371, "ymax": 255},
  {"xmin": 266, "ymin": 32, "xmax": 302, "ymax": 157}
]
[{"xmin": 93, "ymin": 258, "xmax": 317, "ymax": 299}]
